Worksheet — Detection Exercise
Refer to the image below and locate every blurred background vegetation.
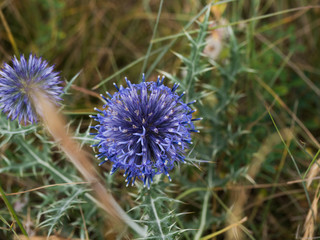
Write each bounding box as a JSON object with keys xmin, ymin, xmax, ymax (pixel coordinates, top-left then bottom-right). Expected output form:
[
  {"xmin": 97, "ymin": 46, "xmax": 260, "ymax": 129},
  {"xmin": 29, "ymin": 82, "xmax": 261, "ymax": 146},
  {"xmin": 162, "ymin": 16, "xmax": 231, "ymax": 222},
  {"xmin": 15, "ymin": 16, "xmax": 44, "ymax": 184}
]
[{"xmin": 1, "ymin": 0, "xmax": 320, "ymax": 239}]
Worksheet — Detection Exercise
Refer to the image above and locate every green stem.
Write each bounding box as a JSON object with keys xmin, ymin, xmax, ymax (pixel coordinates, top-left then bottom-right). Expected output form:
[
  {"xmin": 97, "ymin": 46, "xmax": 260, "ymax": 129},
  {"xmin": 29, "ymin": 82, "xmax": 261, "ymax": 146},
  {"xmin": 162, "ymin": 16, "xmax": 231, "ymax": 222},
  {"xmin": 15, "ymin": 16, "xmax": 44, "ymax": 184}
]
[
  {"xmin": 185, "ymin": 3, "xmax": 211, "ymax": 102},
  {"xmin": 194, "ymin": 168, "xmax": 213, "ymax": 240},
  {"xmin": 0, "ymin": 181, "xmax": 29, "ymax": 238},
  {"xmin": 141, "ymin": 0, "xmax": 164, "ymax": 75}
]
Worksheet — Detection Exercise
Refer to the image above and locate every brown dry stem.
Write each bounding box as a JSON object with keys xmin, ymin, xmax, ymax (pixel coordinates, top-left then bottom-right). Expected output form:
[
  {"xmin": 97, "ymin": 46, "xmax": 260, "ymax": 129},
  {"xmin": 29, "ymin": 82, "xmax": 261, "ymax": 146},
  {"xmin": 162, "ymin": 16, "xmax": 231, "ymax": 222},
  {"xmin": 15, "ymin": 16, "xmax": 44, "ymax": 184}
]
[
  {"xmin": 31, "ymin": 91, "xmax": 146, "ymax": 237},
  {"xmin": 303, "ymin": 184, "xmax": 320, "ymax": 239}
]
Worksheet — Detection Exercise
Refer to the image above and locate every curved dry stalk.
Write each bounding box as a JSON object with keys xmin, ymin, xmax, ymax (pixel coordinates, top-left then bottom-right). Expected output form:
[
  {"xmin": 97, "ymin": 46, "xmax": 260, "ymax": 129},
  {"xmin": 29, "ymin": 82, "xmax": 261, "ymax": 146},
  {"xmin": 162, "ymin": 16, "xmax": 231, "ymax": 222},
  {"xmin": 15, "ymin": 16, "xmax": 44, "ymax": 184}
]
[
  {"xmin": 306, "ymin": 159, "xmax": 320, "ymax": 188},
  {"xmin": 31, "ymin": 91, "xmax": 146, "ymax": 237},
  {"xmin": 303, "ymin": 185, "xmax": 320, "ymax": 239}
]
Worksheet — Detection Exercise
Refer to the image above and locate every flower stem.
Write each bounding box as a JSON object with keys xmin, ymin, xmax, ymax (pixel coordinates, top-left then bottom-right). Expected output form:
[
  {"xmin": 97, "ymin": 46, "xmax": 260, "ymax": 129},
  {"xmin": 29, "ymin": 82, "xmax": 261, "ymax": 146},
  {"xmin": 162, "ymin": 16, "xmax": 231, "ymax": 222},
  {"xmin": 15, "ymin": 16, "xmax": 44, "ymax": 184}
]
[{"xmin": 0, "ymin": 181, "xmax": 29, "ymax": 238}]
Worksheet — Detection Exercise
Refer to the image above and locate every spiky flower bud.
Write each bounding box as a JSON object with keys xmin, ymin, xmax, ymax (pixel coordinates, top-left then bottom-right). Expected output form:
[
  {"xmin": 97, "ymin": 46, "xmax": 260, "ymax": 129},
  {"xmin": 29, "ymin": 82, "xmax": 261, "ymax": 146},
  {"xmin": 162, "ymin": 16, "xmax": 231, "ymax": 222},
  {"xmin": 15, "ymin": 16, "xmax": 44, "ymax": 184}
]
[
  {"xmin": 0, "ymin": 54, "xmax": 63, "ymax": 124},
  {"xmin": 91, "ymin": 75, "xmax": 199, "ymax": 188}
]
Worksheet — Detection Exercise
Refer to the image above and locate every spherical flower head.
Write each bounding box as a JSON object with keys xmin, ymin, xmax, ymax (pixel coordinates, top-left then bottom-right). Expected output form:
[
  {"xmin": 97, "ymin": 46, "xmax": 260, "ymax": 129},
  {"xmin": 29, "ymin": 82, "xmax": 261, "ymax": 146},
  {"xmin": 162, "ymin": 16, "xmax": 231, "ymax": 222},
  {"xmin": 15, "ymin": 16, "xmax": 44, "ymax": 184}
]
[
  {"xmin": 91, "ymin": 75, "xmax": 200, "ymax": 188},
  {"xmin": 0, "ymin": 54, "xmax": 63, "ymax": 124}
]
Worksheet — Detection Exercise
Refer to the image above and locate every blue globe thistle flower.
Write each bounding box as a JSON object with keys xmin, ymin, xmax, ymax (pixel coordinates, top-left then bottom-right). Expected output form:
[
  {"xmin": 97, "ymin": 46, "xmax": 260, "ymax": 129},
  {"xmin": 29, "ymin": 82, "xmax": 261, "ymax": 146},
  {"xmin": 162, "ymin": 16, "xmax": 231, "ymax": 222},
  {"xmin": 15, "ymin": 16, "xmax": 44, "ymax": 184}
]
[
  {"xmin": 0, "ymin": 54, "xmax": 63, "ymax": 124},
  {"xmin": 90, "ymin": 74, "xmax": 200, "ymax": 188}
]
